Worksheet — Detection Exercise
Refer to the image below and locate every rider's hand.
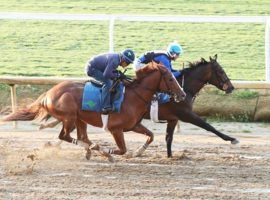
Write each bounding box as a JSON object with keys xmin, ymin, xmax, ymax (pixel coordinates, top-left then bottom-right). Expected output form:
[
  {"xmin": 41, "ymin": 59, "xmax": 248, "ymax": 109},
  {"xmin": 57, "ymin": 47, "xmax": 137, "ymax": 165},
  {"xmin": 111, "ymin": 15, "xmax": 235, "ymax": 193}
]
[
  {"xmin": 116, "ymin": 71, "xmax": 126, "ymax": 80},
  {"xmin": 116, "ymin": 71, "xmax": 121, "ymax": 78}
]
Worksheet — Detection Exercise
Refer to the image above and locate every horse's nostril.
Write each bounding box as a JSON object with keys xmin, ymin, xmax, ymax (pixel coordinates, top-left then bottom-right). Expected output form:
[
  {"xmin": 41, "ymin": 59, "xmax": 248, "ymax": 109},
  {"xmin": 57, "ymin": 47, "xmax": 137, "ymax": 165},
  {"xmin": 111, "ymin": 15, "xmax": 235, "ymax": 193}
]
[
  {"xmin": 226, "ymin": 87, "xmax": 234, "ymax": 94},
  {"xmin": 181, "ymin": 94, "xmax": 186, "ymax": 100}
]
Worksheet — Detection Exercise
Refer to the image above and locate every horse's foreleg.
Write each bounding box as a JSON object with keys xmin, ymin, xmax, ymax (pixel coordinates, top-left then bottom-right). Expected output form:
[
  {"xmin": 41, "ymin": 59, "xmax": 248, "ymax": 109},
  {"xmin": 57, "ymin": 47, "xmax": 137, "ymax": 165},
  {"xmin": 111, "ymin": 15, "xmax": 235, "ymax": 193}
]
[
  {"xmin": 76, "ymin": 119, "xmax": 91, "ymax": 160},
  {"xmin": 132, "ymin": 123, "xmax": 154, "ymax": 157},
  {"xmin": 110, "ymin": 130, "xmax": 127, "ymax": 156},
  {"xmin": 166, "ymin": 120, "xmax": 178, "ymax": 158},
  {"xmin": 75, "ymin": 119, "xmax": 99, "ymax": 160},
  {"xmin": 178, "ymin": 111, "xmax": 239, "ymax": 144}
]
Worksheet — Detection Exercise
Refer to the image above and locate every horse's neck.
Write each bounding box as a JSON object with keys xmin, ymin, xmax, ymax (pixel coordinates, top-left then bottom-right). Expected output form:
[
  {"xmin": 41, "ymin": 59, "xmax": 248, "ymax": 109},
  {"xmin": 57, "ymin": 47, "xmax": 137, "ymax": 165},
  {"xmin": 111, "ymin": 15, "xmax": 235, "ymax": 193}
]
[
  {"xmin": 183, "ymin": 70, "xmax": 207, "ymax": 97},
  {"xmin": 128, "ymin": 72, "xmax": 160, "ymax": 103}
]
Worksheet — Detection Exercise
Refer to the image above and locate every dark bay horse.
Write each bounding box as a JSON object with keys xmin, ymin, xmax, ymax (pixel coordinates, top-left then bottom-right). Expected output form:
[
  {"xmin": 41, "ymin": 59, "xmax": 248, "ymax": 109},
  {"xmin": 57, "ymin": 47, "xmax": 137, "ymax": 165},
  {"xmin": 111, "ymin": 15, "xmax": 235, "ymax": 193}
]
[
  {"xmin": 1, "ymin": 62, "xmax": 186, "ymax": 161},
  {"xmin": 140, "ymin": 55, "xmax": 239, "ymax": 157}
]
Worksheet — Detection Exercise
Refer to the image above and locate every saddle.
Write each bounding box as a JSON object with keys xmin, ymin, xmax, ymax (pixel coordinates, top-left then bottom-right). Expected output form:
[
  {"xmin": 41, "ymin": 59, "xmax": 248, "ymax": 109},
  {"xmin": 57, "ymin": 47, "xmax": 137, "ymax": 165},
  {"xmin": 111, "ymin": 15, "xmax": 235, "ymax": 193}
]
[{"xmin": 82, "ymin": 80, "xmax": 125, "ymax": 113}]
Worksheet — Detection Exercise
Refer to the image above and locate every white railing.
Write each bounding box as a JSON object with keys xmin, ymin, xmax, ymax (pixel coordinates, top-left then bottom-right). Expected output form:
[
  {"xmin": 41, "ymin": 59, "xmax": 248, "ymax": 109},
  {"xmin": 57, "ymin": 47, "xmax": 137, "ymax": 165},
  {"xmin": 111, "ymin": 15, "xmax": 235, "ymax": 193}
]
[
  {"xmin": 1, "ymin": 76, "xmax": 270, "ymax": 128},
  {"xmin": 1, "ymin": 12, "xmax": 270, "ymax": 81}
]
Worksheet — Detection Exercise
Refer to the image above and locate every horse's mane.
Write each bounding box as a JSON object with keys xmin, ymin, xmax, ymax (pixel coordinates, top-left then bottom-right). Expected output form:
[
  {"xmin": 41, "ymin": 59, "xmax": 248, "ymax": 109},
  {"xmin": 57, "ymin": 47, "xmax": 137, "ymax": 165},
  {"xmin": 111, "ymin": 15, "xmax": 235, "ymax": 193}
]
[
  {"xmin": 135, "ymin": 62, "xmax": 160, "ymax": 80},
  {"xmin": 188, "ymin": 58, "xmax": 208, "ymax": 68},
  {"xmin": 124, "ymin": 62, "xmax": 163, "ymax": 88},
  {"xmin": 181, "ymin": 58, "xmax": 209, "ymax": 76}
]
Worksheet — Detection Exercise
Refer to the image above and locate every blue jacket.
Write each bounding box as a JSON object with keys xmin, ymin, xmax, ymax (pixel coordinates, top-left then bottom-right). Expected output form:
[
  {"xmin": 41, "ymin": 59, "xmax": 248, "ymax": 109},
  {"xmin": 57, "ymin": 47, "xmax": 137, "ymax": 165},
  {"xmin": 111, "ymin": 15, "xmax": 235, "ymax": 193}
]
[
  {"xmin": 138, "ymin": 51, "xmax": 181, "ymax": 78},
  {"xmin": 86, "ymin": 53, "xmax": 121, "ymax": 79}
]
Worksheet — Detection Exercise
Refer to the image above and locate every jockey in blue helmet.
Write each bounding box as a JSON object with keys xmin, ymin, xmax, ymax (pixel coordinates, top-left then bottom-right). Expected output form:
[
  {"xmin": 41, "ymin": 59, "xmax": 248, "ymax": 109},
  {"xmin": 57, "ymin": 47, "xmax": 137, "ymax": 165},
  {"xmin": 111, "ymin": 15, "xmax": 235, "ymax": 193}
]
[
  {"xmin": 85, "ymin": 49, "xmax": 135, "ymax": 114},
  {"xmin": 134, "ymin": 42, "xmax": 183, "ymax": 78}
]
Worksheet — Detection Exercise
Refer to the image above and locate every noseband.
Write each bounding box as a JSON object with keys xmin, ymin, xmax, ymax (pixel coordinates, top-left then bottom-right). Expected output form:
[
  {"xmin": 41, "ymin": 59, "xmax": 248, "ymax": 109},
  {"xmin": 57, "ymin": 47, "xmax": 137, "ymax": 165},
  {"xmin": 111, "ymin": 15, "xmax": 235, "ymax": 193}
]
[{"xmin": 211, "ymin": 63, "xmax": 231, "ymax": 89}]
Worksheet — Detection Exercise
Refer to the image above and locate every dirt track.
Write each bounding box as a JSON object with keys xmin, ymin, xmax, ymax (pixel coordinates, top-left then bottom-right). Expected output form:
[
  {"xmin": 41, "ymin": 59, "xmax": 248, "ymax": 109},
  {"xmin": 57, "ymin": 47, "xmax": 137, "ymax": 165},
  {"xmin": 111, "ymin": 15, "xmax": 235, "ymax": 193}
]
[{"xmin": 1, "ymin": 120, "xmax": 270, "ymax": 199}]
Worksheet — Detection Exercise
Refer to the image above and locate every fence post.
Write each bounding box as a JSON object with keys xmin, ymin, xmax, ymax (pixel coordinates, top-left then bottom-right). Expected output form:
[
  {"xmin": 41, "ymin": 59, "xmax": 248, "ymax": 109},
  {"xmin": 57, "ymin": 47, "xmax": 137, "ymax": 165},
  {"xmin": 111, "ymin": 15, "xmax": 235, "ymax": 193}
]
[
  {"xmin": 266, "ymin": 19, "xmax": 270, "ymax": 82},
  {"xmin": 109, "ymin": 16, "xmax": 115, "ymax": 53},
  {"xmin": 9, "ymin": 84, "xmax": 17, "ymax": 128}
]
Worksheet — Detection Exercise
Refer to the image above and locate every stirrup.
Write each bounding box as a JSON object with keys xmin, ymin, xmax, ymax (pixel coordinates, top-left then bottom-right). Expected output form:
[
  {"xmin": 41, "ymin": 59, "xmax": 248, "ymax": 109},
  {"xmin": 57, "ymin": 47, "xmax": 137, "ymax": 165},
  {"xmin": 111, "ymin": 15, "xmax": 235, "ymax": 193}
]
[{"xmin": 101, "ymin": 107, "xmax": 113, "ymax": 114}]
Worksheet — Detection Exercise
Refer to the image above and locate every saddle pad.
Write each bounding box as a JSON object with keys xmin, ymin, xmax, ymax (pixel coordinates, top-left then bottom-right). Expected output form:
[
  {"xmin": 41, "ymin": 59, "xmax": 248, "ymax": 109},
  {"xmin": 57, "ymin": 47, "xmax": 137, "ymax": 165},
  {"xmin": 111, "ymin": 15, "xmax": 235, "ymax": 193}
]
[{"xmin": 82, "ymin": 82, "xmax": 125, "ymax": 112}]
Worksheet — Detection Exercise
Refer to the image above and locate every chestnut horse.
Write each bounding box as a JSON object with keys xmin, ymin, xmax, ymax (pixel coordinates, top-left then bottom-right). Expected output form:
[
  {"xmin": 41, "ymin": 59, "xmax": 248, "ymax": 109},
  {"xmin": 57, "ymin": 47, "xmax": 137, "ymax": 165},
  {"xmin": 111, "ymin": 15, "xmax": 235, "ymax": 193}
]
[
  {"xmin": 140, "ymin": 55, "xmax": 239, "ymax": 157},
  {"xmin": 1, "ymin": 62, "xmax": 185, "ymax": 161},
  {"xmin": 34, "ymin": 55, "xmax": 239, "ymax": 158}
]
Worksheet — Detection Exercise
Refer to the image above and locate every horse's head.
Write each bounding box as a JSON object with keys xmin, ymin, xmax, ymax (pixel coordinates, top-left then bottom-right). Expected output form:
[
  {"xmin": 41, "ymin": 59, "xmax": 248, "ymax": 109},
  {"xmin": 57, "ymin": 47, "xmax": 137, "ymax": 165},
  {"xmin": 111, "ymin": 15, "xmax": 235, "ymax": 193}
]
[
  {"xmin": 136, "ymin": 62, "xmax": 186, "ymax": 102},
  {"xmin": 207, "ymin": 55, "xmax": 234, "ymax": 94},
  {"xmin": 181, "ymin": 55, "xmax": 234, "ymax": 94}
]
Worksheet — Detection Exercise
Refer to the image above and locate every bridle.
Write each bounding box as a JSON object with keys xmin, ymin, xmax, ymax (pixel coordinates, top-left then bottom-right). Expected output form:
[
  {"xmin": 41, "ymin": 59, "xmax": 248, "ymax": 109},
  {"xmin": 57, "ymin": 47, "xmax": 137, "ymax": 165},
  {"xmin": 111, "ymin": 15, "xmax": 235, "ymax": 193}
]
[
  {"xmin": 179, "ymin": 62, "xmax": 231, "ymax": 99},
  {"xmin": 210, "ymin": 62, "xmax": 231, "ymax": 89}
]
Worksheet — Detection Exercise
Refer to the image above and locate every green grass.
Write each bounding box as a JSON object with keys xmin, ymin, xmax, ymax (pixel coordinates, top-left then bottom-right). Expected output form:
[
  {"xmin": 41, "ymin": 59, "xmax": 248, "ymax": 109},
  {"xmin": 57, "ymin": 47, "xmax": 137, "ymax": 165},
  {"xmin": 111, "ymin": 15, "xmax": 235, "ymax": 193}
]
[
  {"xmin": 208, "ymin": 88, "xmax": 259, "ymax": 99},
  {"xmin": 0, "ymin": 1, "xmax": 269, "ymax": 80},
  {"xmin": 207, "ymin": 113, "xmax": 252, "ymax": 122},
  {"xmin": 0, "ymin": 20, "xmax": 265, "ymax": 80},
  {"xmin": 0, "ymin": 20, "xmax": 109, "ymax": 77},
  {"xmin": 1, "ymin": 0, "xmax": 270, "ymax": 15},
  {"xmin": 234, "ymin": 89, "xmax": 259, "ymax": 99}
]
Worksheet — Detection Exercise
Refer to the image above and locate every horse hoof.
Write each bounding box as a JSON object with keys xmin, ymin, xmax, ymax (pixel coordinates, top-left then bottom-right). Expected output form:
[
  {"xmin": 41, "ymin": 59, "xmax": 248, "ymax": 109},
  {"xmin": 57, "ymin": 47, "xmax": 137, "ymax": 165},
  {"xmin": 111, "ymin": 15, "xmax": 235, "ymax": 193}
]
[
  {"xmin": 85, "ymin": 151, "xmax": 91, "ymax": 160},
  {"xmin": 231, "ymin": 139, "xmax": 239, "ymax": 145},
  {"xmin": 44, "ymin": 141, "xmax": 52, "ymax": 148},
  {"xmin": 133, "ymin": 152, "xmax": 142, "ymax": 157},
  {"xmin": 133, "ymin": 148, "xmax": 145, "ymax": 157},
  {"xmin": 125, "ymin": 152, "xmax": 133, "ymax": 159},
  {"xmin": 108, "ymin": 155, "xmax": 115, "ymax": 163}
]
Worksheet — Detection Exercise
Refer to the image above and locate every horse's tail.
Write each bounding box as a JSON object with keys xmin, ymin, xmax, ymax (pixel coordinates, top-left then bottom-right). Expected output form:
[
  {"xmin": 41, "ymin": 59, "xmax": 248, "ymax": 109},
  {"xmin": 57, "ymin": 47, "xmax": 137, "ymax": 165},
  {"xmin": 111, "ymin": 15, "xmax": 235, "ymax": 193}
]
[{"xmin": 1, "ymin": 93, "xmax": 49, "ymax": 123}]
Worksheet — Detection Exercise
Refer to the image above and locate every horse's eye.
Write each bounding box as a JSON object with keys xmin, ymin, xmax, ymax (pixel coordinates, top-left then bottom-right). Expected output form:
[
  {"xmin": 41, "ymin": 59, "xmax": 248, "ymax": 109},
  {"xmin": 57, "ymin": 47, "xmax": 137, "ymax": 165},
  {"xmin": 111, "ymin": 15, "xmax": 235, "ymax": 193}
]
[{"xmin": 169, "ymin": 78, "xmax": 173, "ymax": 81}]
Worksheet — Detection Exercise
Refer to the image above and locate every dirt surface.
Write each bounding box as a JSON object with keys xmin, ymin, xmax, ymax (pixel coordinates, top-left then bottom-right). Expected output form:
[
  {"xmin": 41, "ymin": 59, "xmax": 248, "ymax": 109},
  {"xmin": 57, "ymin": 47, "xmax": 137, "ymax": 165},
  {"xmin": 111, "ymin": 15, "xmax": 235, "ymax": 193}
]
[{"xmin": 0, "ymin": 120, "xmax": 270, "ymax": 200}]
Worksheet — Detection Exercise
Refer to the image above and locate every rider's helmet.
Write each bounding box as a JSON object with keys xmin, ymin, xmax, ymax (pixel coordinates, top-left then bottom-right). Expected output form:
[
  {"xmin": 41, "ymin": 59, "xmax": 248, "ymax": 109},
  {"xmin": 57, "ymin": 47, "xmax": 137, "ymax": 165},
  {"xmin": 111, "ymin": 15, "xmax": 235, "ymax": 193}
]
[
  {"xmin": 121, "ymin": 49, "xmax": 135, "ymax": 64},
  {"xmin": 167, "ymin": 42, "xmax": 183, "ymax": 58}
]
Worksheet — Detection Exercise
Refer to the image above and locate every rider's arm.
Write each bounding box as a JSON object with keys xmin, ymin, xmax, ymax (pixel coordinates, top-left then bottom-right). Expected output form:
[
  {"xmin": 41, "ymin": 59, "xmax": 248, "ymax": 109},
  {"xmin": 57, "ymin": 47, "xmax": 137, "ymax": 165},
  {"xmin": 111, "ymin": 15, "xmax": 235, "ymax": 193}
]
[
  {"xmin": 171, "ymin": 69, "xmax": 181, "ymax": 78},
  {"xmin": 170, "ymin": 63, "xmax": 181, "ymax": 78},
  {"xmin": 158, "ymin": 55, "xmax": 181, "ymax": 78},
  {"xmin": 103, "ymin": 56, "xmax": 119, "ymax": 79}
]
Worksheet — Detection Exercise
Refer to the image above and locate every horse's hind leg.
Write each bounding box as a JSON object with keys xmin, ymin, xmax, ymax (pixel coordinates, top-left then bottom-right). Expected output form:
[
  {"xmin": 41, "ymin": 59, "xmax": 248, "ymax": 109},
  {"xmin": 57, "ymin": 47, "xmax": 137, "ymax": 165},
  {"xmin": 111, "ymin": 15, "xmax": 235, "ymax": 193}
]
[
  {"xmin": 40, "ymin": 119, "xmax": 63, "ymax": 148},
  {"xmin": 75, "ymin": 119, "xmax": 99, "ymax": 160},
  {"xmin": 39, "ymin": 119, "xmax": 60, "ymax": 130},
  {"xmin": 58, "ymin": 120, "xmax": 89, "ymax": 149},
  {"xmin": 131, "ymin": 123, "xmax": 154, "ymax": 157},
  {"xmin": 92, "ymin": 130, "xmax": 127, "ymax": 162}
]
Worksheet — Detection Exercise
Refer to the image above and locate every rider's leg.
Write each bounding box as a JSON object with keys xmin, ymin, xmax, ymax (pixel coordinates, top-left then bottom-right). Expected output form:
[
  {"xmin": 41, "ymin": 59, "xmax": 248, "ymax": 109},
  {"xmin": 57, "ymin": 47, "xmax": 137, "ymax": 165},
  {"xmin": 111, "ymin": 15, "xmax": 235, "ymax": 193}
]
[
  {"xmin": 101, "ymin": 79, "xmax": 113, "ymax": 111},
  {"xmin": 87, "ymin": 67, "xmax": 113, "ymax": 112}
]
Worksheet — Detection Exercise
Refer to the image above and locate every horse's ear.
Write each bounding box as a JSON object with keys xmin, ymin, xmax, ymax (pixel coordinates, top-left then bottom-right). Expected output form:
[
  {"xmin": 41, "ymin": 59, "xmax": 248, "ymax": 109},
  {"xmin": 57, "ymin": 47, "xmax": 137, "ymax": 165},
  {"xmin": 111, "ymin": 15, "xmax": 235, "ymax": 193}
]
[
  {"xmin": 201, "ymin": 57, "xmax": 207, "ymax": 63},
  {"xmin": 210, "ymin": 54, "xmax": 217, "ymax": 62}
]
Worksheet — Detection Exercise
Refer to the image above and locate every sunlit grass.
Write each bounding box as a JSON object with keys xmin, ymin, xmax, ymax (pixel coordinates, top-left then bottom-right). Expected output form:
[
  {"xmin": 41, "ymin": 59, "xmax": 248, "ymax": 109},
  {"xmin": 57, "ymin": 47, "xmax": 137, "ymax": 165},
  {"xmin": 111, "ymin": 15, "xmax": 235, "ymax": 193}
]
[
  {"xmin": 1, "ymin": 0, "xmax": 270, "ymax": 15},
  {"xmin": 0, "ymin": 20, "xmax": 265, "ymax": 80},
  {"xmin": 0, "ymin": 0, "xmax": 269, "ymax": 80}
]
